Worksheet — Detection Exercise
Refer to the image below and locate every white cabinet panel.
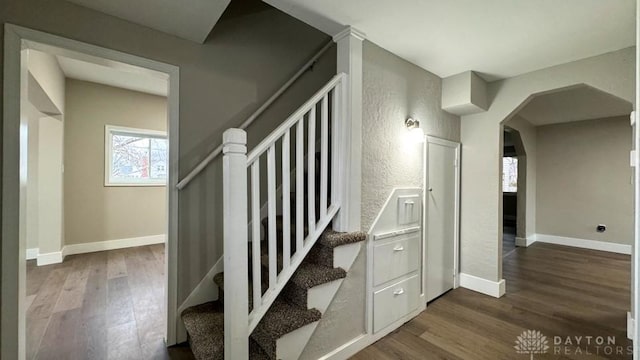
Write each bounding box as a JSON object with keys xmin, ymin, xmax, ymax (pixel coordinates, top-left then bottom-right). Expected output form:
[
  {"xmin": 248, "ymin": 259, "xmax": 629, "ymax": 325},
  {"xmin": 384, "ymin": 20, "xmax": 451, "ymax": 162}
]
[
  {"xmin": 373, "ymin": 233, "xmax": 420, "ymax": 286},
  {"xmin": 373, "ymin": 275, "xmax": 420, "ymax": 333}
]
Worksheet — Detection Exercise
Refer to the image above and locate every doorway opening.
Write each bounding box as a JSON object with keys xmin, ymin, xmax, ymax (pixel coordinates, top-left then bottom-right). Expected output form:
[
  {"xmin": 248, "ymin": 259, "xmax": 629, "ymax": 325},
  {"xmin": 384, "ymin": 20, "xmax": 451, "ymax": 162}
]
[
  {"xmin": 498, "ymin": 84, "xmax": 633, "ymax": 327},
  {"xmin": 502, "ymin": 127, "xmax": 526, "ymax": 259},
  {"xmin": 2, "ymin": 25, "xmax": 179, "ymax": 359}
]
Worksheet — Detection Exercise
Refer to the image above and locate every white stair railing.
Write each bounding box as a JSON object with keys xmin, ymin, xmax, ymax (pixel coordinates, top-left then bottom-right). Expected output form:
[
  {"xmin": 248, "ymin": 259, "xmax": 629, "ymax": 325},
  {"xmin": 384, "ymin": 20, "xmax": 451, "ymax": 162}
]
[{"xmin": 222, "ymin": 72, "xmax": 347, "ymax": 359}]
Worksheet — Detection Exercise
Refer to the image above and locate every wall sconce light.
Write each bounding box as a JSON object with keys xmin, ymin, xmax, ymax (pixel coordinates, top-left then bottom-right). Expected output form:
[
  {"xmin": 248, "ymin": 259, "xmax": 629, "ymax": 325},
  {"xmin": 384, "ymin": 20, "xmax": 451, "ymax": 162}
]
[{"xmin": 405, "ymin": 117, "xmax": 424, "ymax": 143}]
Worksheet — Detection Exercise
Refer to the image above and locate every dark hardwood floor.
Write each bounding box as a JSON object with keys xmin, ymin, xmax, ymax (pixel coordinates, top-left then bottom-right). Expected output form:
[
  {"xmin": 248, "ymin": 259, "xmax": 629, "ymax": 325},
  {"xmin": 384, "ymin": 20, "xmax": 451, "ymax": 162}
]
[
  {"xmin": 27, "ymin": 242, "xmax": 631, "ymax": 359},
  {"xmin": 352, "ymin": 242, "xmax": 632, "ymax": 360},
  {"xmin": 25, "ymin": 244, "xmax": 194, "ymax": 360},
  {"xmin": 503, "ymin": 225, "xmax": 516, "ymax": 258}
]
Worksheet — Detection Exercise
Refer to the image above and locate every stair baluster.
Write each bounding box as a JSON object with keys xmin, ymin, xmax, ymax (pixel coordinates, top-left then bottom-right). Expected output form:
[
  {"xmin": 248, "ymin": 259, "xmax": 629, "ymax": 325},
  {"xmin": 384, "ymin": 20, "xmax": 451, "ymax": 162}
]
[{"xmin": 221, "ymin": 73, "xmax": 347, "ymax": 358}]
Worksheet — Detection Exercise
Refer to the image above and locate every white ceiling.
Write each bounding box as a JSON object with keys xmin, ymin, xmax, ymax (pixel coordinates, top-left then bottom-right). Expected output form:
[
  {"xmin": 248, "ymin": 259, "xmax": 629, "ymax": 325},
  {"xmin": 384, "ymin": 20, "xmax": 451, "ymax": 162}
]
[
  {"xmin": 56, "ymin": 55, "xmax": 168, "ymax": 97},
  {"xmin": 517, "ymin": 86, "xmax": 633, "ymax": 126},
  {"xmin": 66, "ymin": 0, "xmax": 231, "ymax": 43},
  {"xmin": 265, "ymin": 0, "xmax": 635, "ymax": 81}
]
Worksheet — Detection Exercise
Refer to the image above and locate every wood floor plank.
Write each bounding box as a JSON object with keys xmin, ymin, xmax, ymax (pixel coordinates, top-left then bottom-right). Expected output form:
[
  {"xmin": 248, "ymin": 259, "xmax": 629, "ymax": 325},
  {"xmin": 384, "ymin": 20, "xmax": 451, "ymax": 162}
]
[
  {"xmin": 107, "ymin": 249, "xmax": 128, "ymax": 279},
  {"xmin": 27, "ymin": 245, "xmax": 166, "ymax": 359},
  {"xmin": 28, "ymin": 267, "xmax": 72, "ymax": 320},
  {"xmin": 36, "ymin": 308, "xmax": 83, "ymax": 360},
  {"xmin": 352, "ymin": 243, "xmax": 632, "ymax": 360}
]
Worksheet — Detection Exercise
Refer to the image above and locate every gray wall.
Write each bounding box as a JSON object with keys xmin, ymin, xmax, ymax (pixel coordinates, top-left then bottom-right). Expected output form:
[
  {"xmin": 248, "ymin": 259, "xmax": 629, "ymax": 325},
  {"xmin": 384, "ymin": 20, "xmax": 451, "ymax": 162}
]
[
  {"xmin": 536, "ymin": 116, "xmax": 633, "ymax": 244},
  {"xmin": 460, "ymin": 48, "xmax": 634, "ymax": 282},
  {"xmin": 64, "ymin": 79, "xmax": 167, "ymax": 245},
  {"xmin": 361, "ymin": 42, "xmax": 460, "ymax": 231},
  {"xmin": 0, "ymin": 0, "xmax": 336, "ymax": 327},
  {"xmin": 301, "ymin": 41, "xmax": 460, "ymax": 359}
]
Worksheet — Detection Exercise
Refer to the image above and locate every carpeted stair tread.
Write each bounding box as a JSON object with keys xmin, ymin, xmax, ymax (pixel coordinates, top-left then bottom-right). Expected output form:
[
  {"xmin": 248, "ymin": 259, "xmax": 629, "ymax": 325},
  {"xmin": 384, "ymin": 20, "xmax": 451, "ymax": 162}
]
[
  {"xmin": 181, "ymin": 301, "xmax": 269, "ymax": 360},
  {"xmin": 250, "ymin": 299, "xmax": 321, "ymax": 359},
  {"xmin": 181, "ymin": 301, "xmax": 224, "ymax": 360},
  {"xmin": 281, "ymin": 263, "xmax": 346, "ymax": 308},
  {"xmin": 290, "ymin": 262, "xmax": 346, "ymax": 289},
  {"xmin": 319, "ymin": 229, "xmax": 367, "ymax": 248}
]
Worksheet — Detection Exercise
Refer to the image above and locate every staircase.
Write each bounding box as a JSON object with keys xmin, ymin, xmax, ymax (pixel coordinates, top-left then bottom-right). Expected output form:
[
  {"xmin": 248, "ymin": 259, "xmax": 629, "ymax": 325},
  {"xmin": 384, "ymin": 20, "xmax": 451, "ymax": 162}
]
[
  {"xmin": 180, "ymin": 73, "xmax": 363, "ymax": 359},
  {"xmin": 181, "ymin": 229, "xmax": 365, "ymax": 359}
]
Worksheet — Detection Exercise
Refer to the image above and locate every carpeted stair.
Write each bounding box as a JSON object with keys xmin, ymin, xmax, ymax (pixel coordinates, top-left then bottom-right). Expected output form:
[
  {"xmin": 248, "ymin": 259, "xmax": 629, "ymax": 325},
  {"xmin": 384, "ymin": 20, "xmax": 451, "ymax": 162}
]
[
  {"xmin": 181, "ymin": 228, "xmax": 365, "ymax": 360},
  {"xmin": 182, "ymin": 142, "xmax": 365, "ymax": 360}
]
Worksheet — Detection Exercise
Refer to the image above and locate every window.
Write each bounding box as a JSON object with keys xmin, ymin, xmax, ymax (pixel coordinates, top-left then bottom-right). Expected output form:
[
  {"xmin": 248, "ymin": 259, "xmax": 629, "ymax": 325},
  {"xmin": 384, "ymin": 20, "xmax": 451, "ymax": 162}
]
[
  {"xmin": 502, "ymin": 156, "xmax": 518, "ymax": 192},
  {"xmin": 105, "ymin": 125, "xmax": 167, "ymax": 186}
]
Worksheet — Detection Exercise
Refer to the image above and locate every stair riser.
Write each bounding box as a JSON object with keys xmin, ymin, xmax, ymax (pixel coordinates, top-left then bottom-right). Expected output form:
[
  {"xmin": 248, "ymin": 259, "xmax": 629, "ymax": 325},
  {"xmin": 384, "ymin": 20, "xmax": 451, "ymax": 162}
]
[{"xmin": 305, "ymin": 243, "xmax": 334, "ymax": 268}]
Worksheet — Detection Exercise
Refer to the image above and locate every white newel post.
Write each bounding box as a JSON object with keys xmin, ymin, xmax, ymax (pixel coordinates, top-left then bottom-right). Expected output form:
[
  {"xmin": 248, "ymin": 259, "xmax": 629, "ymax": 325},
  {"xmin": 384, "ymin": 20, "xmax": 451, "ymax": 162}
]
[
  {"xmin": 222, "ymin": 129, "xmax": 249, "ymax": 360},
  {"xmin": 333, "ymin": 27, "xmax": 365, "ymax": 232}
]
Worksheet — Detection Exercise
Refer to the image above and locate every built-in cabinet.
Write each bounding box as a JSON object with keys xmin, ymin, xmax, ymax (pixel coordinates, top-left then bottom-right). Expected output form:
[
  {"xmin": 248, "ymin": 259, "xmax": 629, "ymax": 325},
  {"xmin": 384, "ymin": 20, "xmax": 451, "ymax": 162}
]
[{"xmin": 367, "ymin": 188, "xmax": 423, "ymax": 334}]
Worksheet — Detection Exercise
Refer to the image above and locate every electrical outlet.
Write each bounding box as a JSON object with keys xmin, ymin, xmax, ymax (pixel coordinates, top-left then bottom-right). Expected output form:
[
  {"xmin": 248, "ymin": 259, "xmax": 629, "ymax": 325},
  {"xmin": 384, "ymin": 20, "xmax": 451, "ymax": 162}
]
[{"xmin": 597, "ymin": 224, "xmax": 606, "ymax": 233}]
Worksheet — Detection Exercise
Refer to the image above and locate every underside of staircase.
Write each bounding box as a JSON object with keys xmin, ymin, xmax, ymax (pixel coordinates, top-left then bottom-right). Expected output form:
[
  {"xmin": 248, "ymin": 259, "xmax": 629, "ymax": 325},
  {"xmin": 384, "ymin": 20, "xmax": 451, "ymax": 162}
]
[{"xmin": 181, "ymin": 228, "xmax": 365, "ymax": 359}]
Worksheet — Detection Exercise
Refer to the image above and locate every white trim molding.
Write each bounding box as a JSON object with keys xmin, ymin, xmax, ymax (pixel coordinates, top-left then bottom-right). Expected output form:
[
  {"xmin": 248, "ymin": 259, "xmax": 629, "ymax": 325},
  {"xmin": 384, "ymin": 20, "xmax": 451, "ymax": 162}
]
[
  {"xmin": 459, "ymin": 273, "xmax": 506, "ymax": 298},
  {"xmin": 534, "ymin": 234, "xmax": 632, "ymax": 255},
  {"xmin": 34, "ymin": 235, "xmax": 166, "ymax": 266},
  {"xmin": 36, "ymin": 251, "xmax": 63, "ymax": 266},
  {"xmin": 64, "ymin": 234, "xmax": 165, "ymax": 257},
  {"xmin": 515, "ymin": 235, "xmax": 536, "ymax": 247},
  {"xmin": 26, "ymin": 248, "xmax": 38, "ymax": 260},
  {"xmin": 332, "ymin": 26, "xmax": 364, "ymax": 232},
  {"xmin": 176, "ymin": 256, "xmax": 224, "ymax": 343},
  {"xmin": 2, "ymin": 25, "xmax": 181, "ymax": 358},
  {"xmin": 628, "ymin": 312, "xmax": 634, "ymax": 340}
]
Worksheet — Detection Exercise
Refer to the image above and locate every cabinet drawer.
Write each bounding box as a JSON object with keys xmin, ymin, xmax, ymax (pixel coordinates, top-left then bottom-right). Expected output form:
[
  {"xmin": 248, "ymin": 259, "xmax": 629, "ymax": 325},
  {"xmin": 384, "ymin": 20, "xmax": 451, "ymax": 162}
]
[
  {"xmin": 373, "ymin": 275, "xmax": 420, "ymax": 333},
  {"xmin": 373, "ymin": 233, "xmax": 420, "ymax": 286}
]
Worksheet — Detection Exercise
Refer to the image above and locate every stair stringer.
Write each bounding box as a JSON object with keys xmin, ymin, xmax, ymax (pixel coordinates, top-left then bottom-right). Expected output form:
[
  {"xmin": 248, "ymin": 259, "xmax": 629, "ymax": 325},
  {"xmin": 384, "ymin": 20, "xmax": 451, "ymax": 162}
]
[
  {"xmin": 176, "ymin": 256, "xmax": 224, "ymax": 343},
  {"xmin": 275, "ymin": 242, "xmax": 362, "ymax": 360}
]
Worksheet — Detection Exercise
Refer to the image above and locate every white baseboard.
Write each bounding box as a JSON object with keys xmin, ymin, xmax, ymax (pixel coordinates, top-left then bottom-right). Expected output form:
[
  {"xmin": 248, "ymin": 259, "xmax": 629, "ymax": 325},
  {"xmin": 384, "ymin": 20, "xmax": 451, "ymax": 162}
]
[
  {"xmin": 459, "ymin": 273, "xmax": 505, "ymax": 298},
  {"xmin": 63, "ymin": 234, "xmax": 166, "ymax": 257},
  {"xmin": 37, "ymin": 251, "xmax": 64, "ymax": 266},
  {"xmin": 534, "ymin": 234, "xmax": 631, "ymax": 255},
  {"xmin": 26, "ymin": 248, "xmax": 39, "ymax": 260},
  {"xmin": 35, "ymin": 234, "xmax": 166, "ymax": 266},
  {"xmin": 628, "ymin": 312, "xmax": 634, "ymax": 340},
  {"xmin": 515, "ymin": 236, "xmax": 536, "ymax": 247}
]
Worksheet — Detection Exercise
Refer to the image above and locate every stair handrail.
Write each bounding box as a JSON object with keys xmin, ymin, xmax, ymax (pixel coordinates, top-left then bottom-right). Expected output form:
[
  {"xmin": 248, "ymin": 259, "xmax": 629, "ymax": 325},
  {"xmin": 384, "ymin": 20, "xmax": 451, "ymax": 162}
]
[{"xmin": 176, "ymin": 40, "xmax": 334, "ymax": 190}]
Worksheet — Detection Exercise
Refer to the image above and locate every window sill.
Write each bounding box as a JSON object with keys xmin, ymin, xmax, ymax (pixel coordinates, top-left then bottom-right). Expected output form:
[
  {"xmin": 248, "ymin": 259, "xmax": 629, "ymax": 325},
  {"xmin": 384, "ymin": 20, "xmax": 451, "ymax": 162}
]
[{"xmin": 104, "ymin": 183, "xmax": 167, "ymax": 187}]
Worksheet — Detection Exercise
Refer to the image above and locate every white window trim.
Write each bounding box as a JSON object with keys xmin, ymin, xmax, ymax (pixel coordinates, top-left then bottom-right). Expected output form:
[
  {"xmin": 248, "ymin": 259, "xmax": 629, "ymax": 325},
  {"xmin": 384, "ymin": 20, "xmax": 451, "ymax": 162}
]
[{"xmin": 105, "ymin": 125, "xmax": 168, "ymax": 187}]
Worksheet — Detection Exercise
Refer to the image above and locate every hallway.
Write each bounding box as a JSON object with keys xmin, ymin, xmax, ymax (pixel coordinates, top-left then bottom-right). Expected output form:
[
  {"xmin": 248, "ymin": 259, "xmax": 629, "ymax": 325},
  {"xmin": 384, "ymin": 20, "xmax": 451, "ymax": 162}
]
[{"xmin": 352, "ymin": 243, "xmax": 631, "ymax": 359}]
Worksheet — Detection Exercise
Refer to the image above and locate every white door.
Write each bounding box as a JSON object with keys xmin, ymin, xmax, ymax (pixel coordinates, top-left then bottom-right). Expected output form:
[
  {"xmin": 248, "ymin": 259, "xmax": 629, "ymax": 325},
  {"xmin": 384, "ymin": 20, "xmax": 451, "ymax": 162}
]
[{"xmin": 426, "ymin": 137, "xmax": 459, "ymax": 302}]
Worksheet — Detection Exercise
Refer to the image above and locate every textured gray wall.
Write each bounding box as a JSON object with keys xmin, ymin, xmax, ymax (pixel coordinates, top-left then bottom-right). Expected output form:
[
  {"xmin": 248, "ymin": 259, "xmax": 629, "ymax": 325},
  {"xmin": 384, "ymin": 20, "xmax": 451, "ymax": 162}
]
[
  {"xmin": 361, "ymin": 42, "xmax": 460, "ymax": 232},
  {"xmin": 460, "ymin": 48, "xmax": 634, "ymax": 282},
  {"xmin": 536, "ymin": 116, "xmax": 633, "ymax": 244},
  {"xmin": 0, "ymin": 0, "xmax": 336, "ymax": 313},
  {"xmin": 301, "ymin": 41, "xmax": 460, "ymax": 359}
]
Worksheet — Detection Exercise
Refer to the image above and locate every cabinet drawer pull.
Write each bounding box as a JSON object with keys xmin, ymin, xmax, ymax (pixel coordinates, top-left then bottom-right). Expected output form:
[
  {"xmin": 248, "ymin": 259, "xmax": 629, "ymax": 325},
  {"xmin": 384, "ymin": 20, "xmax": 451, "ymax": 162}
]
[
  {"xmin": 393, "ymin": 246, "xmax": 404, "ymax": 252},
  {"xmin": 393, "ymin": 288, "xmax": 405, "ymax": 296}
]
